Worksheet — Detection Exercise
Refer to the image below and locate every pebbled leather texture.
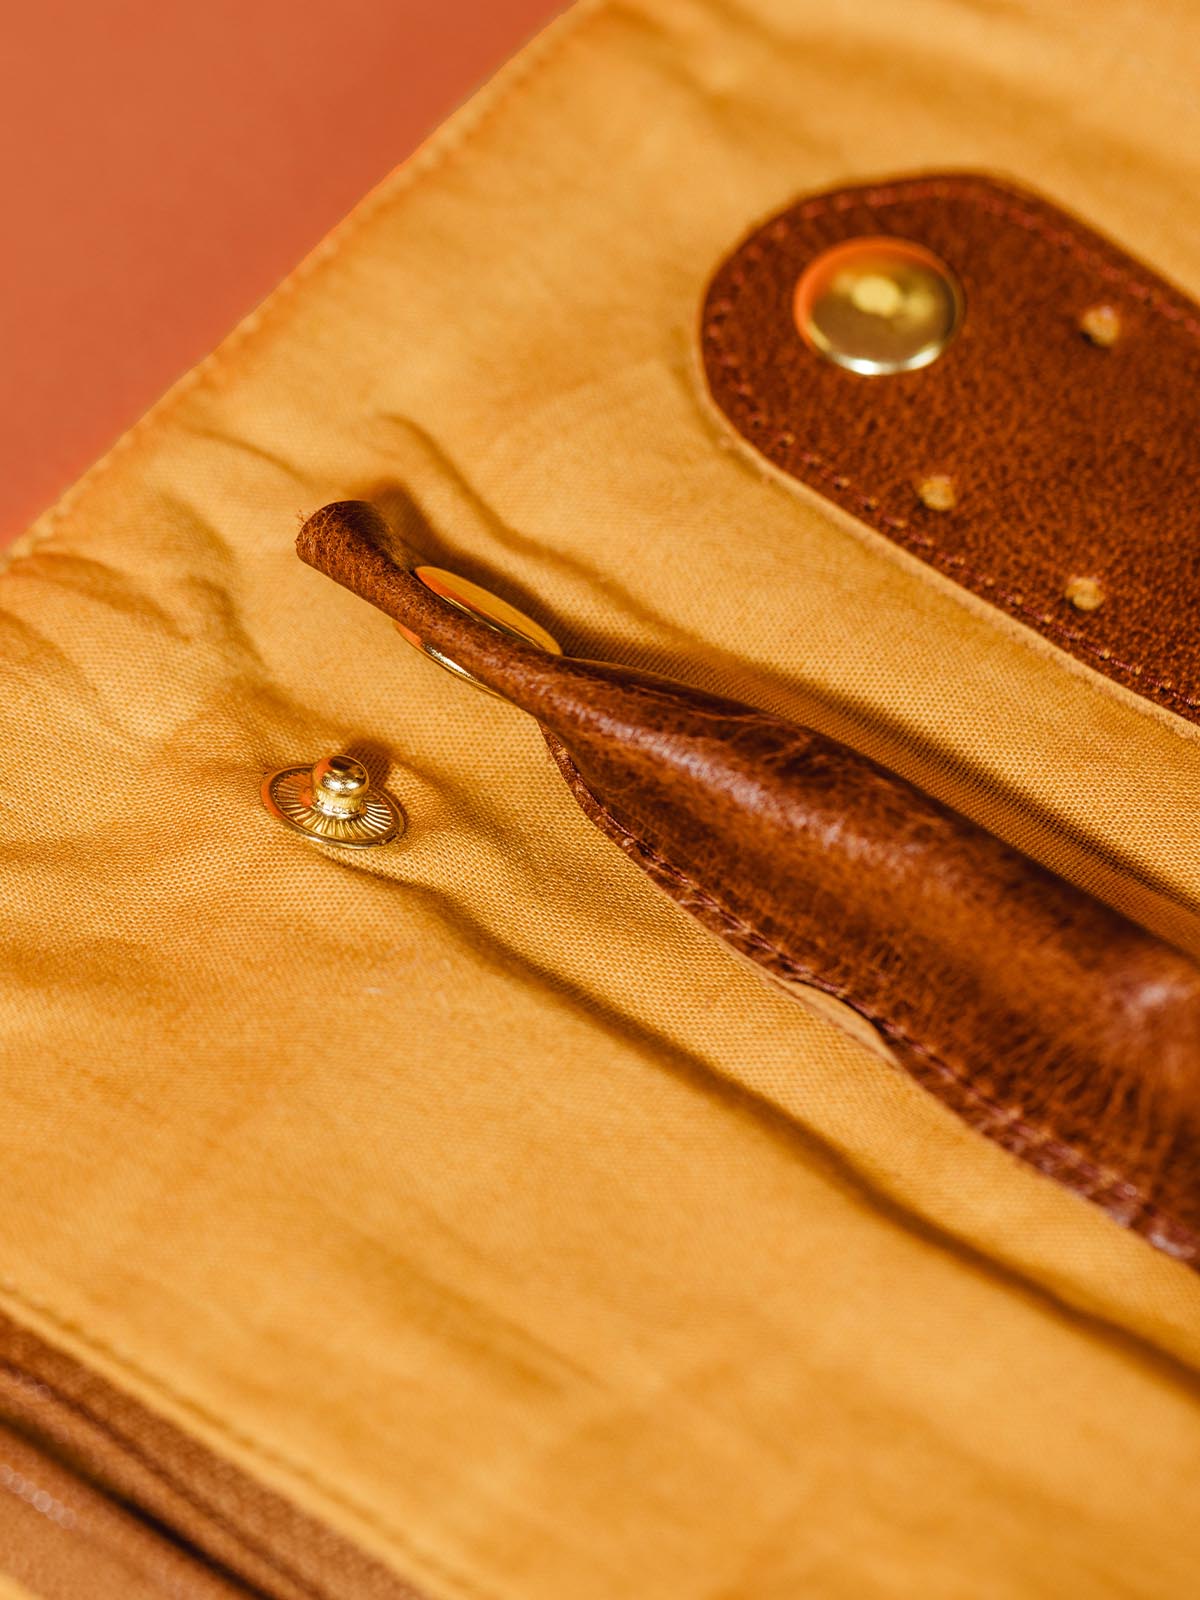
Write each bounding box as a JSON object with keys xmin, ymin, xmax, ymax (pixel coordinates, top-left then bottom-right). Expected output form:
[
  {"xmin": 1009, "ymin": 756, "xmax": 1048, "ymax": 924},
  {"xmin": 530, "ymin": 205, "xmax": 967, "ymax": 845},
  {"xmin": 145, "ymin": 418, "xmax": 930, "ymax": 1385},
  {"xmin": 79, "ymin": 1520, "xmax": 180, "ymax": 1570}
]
[
  {"xmin": 701, "ymin": 173, "xmax": 1200, "ymax": 725},
  {"xmin": 298, "ymin": 500, "xmax": 1200, "ymax": 1266},
  {"xmin": 0, "ymin": 1304, "xmax": 427, "ymax": 1600}
]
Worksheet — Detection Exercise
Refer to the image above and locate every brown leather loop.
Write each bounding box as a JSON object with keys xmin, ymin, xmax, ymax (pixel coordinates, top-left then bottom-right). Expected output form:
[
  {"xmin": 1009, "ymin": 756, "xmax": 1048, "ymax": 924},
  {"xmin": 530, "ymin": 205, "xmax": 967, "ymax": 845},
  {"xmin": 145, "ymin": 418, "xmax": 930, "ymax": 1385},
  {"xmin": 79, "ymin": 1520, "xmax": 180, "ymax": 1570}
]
[{"xmin": 298, "ymin": 500, "xmax": 1200, "ymax": 1265}]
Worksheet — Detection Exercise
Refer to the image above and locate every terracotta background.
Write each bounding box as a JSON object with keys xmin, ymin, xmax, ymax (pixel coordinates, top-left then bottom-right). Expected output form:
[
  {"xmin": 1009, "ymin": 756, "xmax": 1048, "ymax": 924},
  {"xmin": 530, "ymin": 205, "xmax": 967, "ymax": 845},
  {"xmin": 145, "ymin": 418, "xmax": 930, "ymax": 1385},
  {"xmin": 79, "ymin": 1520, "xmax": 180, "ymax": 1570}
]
[{"xmin": 0, "ymin": 0, "xmax": 562, "ymax": 544}]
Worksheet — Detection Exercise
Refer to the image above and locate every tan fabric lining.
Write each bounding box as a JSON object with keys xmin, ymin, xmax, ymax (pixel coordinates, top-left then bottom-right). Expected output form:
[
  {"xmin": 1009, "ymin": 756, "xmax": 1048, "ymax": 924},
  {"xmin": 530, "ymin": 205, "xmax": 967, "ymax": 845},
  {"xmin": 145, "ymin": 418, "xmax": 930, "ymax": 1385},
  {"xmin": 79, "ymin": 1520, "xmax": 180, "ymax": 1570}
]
[
  {"xmin": 701, "ymin": 174, "xmax": 1200, "ymax": 724},
  {"xmin": 1, "ymin": 1, "xmax": 1200, "ymax": 1597}
]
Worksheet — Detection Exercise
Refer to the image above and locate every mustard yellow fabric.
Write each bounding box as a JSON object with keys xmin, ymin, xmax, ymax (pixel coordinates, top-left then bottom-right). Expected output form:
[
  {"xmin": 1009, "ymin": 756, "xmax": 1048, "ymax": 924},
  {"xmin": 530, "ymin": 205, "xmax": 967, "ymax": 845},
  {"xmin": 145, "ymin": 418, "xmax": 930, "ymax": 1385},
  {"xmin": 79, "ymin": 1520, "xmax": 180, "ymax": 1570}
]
[{"xmin": 2, "ymin": 1, "xmax": 1200, "ymax": 1595}]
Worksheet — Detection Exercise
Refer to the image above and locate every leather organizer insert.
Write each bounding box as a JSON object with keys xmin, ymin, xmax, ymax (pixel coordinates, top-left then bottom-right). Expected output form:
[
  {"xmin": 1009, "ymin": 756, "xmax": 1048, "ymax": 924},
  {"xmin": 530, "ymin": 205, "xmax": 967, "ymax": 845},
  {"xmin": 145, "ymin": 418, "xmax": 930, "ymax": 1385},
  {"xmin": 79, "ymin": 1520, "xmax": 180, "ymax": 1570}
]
[
  {"xmin": 701, "ymin": 173, "xmax": 1200, "ymax": 724},
  {"xmin": 298, "ymin": 501, "xmax": 1200, "ymax": 1273}
]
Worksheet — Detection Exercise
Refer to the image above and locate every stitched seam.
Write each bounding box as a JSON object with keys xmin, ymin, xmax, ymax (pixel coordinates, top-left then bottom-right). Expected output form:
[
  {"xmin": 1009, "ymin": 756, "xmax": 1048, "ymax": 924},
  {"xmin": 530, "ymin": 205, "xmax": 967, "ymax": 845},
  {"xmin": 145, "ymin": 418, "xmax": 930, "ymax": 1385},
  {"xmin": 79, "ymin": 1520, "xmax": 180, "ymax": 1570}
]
[
  {"xmin": 0, "ymin": 1447, "xmax": 181, "ymax": 1595},
  {"xmin": 0, "ymin": 1360, "xmax": 336, "ymax": 1600},
  {"xmin": 558, "ymin": 750, "xmax": 1196, "ymax": 1251},
  {"xmin": 705, "ymin": 175, "xmax": 1200, "ymax": 717},
  {"xmin": 0, "ymin": 5, "xmax": 611, "ymax": 1597},
  {"xmin": 0, "ymin": 1271, "xmax": 488, "ymax": 1599}
]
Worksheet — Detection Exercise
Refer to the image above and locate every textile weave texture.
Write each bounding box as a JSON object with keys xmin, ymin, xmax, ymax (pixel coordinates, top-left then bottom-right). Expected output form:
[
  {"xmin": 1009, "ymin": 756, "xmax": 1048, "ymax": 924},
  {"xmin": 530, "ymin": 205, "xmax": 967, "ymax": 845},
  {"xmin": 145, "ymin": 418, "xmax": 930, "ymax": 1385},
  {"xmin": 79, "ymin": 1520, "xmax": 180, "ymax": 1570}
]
[{"xmin": 1, "ymin": 0, "xmax": 1199, "ymax": 1596}]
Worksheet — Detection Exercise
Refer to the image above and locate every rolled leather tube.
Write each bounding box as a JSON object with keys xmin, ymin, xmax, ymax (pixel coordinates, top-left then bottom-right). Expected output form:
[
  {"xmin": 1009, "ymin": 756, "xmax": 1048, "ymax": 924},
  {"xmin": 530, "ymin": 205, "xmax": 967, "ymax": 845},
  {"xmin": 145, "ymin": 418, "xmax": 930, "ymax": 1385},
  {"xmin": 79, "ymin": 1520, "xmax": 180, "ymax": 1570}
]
[{"xmin": 298, "ymin": 499, "xmax": 1200, "ymax": 1262}]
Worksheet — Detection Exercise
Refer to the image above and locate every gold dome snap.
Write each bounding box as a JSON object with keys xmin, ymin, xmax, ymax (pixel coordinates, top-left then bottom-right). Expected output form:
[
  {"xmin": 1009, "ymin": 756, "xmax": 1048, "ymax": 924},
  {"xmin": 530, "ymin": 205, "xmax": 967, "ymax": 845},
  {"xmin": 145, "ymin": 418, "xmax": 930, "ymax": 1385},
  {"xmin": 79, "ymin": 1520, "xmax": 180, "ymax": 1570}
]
[
  {"xmin": 794, "ymin": 236, "xmax": 963, "ymax": 375},
  {"xmin": 395, "ymin": 567, "xmax": 561, "ymax": 697},
  {"xmin": 261, "ymin": 754, "xmax": 403, "ymax": 847}
]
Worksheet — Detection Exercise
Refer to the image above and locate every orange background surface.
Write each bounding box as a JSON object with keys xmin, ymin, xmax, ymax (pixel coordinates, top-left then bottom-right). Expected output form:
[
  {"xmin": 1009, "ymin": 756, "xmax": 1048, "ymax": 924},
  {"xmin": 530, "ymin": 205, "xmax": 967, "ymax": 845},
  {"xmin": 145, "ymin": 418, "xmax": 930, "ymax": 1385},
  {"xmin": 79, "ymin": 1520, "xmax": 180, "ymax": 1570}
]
[{"xmin": 0, "ymin": 0, "xmax": 562, "ymax": 544}]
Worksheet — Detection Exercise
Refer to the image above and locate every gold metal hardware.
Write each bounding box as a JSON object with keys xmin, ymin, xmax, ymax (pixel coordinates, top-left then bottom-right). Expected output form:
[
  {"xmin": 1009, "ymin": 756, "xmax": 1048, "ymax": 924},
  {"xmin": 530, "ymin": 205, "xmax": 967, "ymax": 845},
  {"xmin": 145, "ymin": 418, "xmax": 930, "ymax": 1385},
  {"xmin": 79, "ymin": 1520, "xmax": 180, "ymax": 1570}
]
[
  {"xmin": 793, "ymin": 236, "xmax": 963, "ymax": 375},
  {"xmin": 1078, "ymin": 303, "xmax": 1122, "ymax": 348},
  {"xmin": 395, "ymin": 566, "xmax": 561, "ymax": 696},
  {"xmin": 915, "ymin": 472, "xmax": 958, "ymax": 512},
  {"xmin": 261, "ymin": 754, "xmax": 403, "ymax": 848}
]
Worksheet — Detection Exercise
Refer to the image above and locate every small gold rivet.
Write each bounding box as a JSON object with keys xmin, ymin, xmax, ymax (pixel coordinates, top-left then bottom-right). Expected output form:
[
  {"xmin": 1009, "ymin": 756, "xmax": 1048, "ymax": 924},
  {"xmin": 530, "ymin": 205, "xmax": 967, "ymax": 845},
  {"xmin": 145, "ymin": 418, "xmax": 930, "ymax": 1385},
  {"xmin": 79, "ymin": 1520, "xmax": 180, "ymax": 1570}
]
[
  {"xmin": 794, "ymin": 236, "xmax": 963, "ymax": 376},
  {"xmin": 1078, "ymin": 304, "xmax": 1122, "ymax": 348},
  {"xmin": 308, "ymin": 754, "xmax": 371, "ymax": 818},
  {"xmin": 262, "ymin": 754, "xmax": 403, "ymax": 847},
  {"xmin": 1064, "ymin": 575, "xmax": 1105, "ymax": 612},
  {"xmin": 916, "ymin": 473, "xmax": 958, "ymax": 512}
]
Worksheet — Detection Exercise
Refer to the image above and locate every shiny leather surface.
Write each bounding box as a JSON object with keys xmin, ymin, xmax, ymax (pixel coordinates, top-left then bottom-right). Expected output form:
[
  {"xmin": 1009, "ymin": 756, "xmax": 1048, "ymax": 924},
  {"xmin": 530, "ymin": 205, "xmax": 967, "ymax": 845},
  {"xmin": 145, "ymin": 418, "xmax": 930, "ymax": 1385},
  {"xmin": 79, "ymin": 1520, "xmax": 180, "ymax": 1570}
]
[{"xmin": 299, "ymin": 500, "xmax": 1200, "ymax": 1265}]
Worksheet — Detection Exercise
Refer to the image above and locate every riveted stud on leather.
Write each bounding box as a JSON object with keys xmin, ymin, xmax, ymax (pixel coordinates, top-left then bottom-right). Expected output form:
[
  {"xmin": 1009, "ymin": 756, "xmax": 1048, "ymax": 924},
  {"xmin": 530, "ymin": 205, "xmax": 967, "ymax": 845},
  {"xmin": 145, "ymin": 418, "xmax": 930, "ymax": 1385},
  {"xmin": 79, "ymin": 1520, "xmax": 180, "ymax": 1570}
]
[
  {"xmin": 1064, "ymin": 575, "xmax": 1106, "ymax": 612},
  {"xmin": 793, "ymin": 236, "xmax": 963, "ymax": 375},
  {"xmin": 915, "ymin": 473, "xmax": 958, "ymax": 511},
  {"xmin": 1078, "ymin": 303, "xmax": 1122, "ymax": 347},
  {"xmin": 701, "ymin": 174, "xmax": 1200, "ymax": 726}
]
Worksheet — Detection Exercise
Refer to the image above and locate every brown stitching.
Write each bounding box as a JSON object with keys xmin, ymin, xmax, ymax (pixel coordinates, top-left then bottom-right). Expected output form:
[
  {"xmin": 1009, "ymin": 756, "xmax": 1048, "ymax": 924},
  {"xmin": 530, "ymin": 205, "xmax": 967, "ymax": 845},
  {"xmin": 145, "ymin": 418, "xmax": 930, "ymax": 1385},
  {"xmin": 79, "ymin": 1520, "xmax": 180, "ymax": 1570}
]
[
  {"xmin": 630, "ymin": 828, "xmax": 1150, "ymax": 1206},
  {"xmin": 0, "ymin": 1358, "xmax": 336, "ymax": 1600},
  {"xmin": 706, "ymin": 177, "xmax": 1200, "ymax": 718},
  {"xmin": 625, "ymin": 808, "xmax": 1194, "ymax": 1236},
  {"xmin": 558, "ymin": 748, "xmax": 1197, "ymax": 1254}
]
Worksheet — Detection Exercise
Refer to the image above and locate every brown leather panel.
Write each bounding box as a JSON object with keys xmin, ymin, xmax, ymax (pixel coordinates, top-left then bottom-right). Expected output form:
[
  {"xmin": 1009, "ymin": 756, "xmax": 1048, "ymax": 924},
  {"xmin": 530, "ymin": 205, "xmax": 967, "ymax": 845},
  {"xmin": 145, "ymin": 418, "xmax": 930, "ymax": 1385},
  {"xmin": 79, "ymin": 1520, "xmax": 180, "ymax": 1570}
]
[
  {"xmin": 297, "ymin": 501, "xmax": 1200, "ymax": 1268},
  {"xmin": 0, "ymin": 1309, "xmax": 428, "ymax": 1600},
  {"xmin": 0, "ymin": 1416, "xmax": 255, "ymax": 1600},
  {"xmin": 700, "ymin": 174, "xmax": 1200, "ymax": 723}
]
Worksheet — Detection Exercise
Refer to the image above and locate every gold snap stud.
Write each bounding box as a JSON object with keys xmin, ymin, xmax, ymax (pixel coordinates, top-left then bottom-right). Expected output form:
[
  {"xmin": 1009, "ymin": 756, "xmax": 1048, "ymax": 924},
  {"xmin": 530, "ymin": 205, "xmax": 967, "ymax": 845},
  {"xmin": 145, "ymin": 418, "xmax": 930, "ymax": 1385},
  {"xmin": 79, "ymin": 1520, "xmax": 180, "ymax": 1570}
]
[
  {"xmin": 794, "ymin": 236, "xmax": 963, "ymax": 375},
  {"xmin": 261, "ymin": 754, "xmax": 403, "ymax": 848},
  {"xmin": 395, "ymin": 567, "xmax": 561, "ymax": 697}
]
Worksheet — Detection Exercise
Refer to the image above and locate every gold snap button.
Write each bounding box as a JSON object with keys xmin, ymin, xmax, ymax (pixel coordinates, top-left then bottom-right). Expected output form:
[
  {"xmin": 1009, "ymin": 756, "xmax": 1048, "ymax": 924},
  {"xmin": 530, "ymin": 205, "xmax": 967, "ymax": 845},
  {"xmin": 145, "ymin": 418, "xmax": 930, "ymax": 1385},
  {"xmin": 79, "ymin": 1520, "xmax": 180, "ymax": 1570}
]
[
  {"xmin": 395, "ymin": 567, "xmax": 561, "ymax": 697},
  {"xmin": 793, "ymin": 236, "xmax": 963, "ymax": 375},
  {"xmin": 261, "ymin": 754, "xmax": 403, "ymax": 847}
]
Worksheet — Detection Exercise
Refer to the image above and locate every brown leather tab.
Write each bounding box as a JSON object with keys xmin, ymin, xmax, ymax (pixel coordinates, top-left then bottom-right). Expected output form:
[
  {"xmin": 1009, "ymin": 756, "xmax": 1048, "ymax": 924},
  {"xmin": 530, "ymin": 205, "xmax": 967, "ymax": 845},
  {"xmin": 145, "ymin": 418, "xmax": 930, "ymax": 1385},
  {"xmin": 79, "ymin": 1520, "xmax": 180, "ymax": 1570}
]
[
  {"xmin": 0, "ymin": 1304, "xmax": 426, "ymax": 1599},
  {"xmin": 701, "ymin": 174, "xmax": 1200, "ymax": 723},
  {"xmin": 298, "ymin": 501, "xmax": 1200, "ymax": 1267},
  {"xmin": 0, "ymin": 1417, "xmax": 253, "ymax": 1600}
]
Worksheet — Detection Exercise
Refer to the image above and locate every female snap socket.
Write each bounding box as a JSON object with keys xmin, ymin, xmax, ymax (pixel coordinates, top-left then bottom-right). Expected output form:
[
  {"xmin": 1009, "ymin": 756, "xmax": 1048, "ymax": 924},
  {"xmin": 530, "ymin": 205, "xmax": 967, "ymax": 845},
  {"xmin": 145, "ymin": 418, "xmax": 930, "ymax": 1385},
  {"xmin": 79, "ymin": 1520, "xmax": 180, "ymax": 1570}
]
[
  {"xmin": 261, "ymin": 754, "xmax": 403, "ymax": 847},
  {"xmin": 794, "ymin": 236, "xmax": 963, "ymax": 375},
  {"xmin": 394, "ymin": 567, "xmax": 561, "ymax": 697}
]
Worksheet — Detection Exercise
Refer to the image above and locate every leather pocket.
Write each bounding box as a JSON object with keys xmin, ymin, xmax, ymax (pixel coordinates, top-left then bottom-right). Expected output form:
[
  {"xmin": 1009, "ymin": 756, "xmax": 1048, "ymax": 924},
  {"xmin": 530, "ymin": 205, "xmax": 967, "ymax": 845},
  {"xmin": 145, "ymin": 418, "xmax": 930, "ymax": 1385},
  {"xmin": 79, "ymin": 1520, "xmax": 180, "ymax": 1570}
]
[{"xmin": 298, "ymin": 500, "xmax": 1200, "ymax": 1271}]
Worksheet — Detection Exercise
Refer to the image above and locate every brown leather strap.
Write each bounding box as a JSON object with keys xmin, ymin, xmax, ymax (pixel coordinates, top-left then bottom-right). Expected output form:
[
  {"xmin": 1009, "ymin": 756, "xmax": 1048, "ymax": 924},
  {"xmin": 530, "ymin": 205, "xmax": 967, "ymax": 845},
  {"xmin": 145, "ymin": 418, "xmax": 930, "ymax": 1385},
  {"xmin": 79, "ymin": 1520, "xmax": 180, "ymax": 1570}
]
[
  {"xmin": 297, "ymin": 500, "xmax": 1200, "ymax": 1266},
  {"xmin": 701, "ymin": 173, "xmax": 1200, "ymax": 725},
  {"xmin": 0, "ymin": 1415, "xmax": 254, "ymax": 1600},
  {"xmin": 0, "ymin": 1307, "xmax": 427, "ymax": 1600}
]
